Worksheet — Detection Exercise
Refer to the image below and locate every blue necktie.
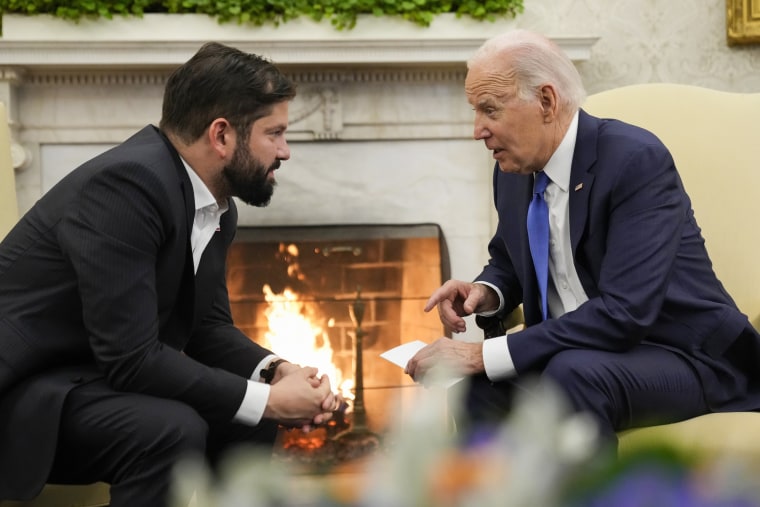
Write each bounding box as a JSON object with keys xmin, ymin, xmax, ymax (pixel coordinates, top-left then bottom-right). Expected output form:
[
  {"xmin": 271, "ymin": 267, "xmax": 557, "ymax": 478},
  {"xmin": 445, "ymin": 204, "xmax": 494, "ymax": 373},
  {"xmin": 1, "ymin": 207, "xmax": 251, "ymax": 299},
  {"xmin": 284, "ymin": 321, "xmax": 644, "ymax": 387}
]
[{"xmin": 527, "ymin": 171, "xmax": 550, "ymax": 320}]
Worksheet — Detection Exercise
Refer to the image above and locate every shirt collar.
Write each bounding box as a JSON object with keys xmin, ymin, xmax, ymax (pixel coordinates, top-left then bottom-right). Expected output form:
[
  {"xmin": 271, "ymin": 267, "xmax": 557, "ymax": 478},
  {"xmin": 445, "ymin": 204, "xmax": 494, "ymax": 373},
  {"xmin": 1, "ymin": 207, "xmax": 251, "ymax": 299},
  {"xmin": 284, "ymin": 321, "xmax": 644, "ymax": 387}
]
[
  {"xmin": 181, "ymin": 157, "xmax": 227, "ymax": 213},
  {"xmin": 541, "ymin": 111, "xmax": 579, "ymax": 192}
]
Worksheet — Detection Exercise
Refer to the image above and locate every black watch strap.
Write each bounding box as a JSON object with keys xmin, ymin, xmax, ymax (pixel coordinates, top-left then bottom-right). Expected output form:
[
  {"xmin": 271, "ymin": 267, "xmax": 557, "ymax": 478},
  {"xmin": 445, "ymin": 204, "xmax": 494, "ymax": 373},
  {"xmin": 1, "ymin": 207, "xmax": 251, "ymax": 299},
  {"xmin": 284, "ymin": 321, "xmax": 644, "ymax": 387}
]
[{"xmin": 261, "ymin": 358, "xmax": 287, "ymax": 384}]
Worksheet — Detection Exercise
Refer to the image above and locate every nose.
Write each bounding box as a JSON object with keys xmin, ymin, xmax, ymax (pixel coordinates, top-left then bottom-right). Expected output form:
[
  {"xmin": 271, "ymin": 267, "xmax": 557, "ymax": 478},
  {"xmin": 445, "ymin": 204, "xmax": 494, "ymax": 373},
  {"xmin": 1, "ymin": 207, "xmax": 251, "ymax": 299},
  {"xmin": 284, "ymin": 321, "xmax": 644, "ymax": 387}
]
[
  {"xmin": 278, "ymin": 138, "xmax": 291, "ymax": 161},
  {"xmin": 473, "ymin": 122, "xmax": 490, "ymax": 141},
  {"xmin": 472, "ymin": 113, "xmax": 491, "ymax": 141}
]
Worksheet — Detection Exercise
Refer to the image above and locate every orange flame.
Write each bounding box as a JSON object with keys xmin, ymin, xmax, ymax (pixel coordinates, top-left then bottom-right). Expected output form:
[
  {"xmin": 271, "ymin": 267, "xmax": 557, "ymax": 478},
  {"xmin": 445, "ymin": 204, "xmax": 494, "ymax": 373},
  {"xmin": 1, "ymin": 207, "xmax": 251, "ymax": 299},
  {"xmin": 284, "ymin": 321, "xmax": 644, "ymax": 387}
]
[{"xmin": 262, "ymin": 284, "xmax": 354, "ymax": 400}]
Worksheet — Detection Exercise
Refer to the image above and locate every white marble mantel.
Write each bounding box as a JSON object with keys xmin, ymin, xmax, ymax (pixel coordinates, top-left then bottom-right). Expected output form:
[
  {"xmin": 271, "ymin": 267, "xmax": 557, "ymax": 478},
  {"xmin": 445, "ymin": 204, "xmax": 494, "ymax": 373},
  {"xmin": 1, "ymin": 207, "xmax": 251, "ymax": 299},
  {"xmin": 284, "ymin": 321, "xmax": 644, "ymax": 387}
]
[
  {"xmin": 0, "ymin": 13, "xmax": 597, "ymax": 161},
  {"xmin": 0, "ymin": 13, "xmax": 597, "ymax": 67},
  {"xmin": 0, "ymin": 13, "xmax": 597, "ymax": 343},
  {"xmin": 0, "ymin": 13, "xmax": 598, "ymax": 173}
]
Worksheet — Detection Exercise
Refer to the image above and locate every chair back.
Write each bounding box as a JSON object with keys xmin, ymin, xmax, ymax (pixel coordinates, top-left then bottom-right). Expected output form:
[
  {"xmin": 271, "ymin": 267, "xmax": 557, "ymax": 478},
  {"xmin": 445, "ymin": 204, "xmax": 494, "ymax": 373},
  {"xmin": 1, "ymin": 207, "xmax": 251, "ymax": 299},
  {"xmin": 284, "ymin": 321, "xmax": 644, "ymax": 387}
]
[
  {"xmin": 0, "ymin": 102, "xmax": 18, "ymax": 240},
  {"xmin": 583, "ymin": 84, "xmax": 760, "ymax": 329}
]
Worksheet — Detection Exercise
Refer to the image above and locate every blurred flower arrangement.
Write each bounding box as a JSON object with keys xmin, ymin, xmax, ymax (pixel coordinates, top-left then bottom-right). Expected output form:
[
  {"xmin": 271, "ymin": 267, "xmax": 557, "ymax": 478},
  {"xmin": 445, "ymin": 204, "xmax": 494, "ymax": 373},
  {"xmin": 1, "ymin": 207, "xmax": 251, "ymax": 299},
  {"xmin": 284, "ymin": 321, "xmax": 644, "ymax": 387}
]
[{"xmin": 169, "ymin": 378, "xmax": 760, "ymax": 507}]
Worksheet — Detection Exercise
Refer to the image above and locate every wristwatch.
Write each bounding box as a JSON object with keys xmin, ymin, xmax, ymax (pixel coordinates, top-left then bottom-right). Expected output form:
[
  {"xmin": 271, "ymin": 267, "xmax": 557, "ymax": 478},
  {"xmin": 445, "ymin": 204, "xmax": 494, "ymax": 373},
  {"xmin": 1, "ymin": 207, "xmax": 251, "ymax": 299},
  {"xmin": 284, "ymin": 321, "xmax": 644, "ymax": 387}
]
[{"xmin": 260, "ymin": 358, "xmax": 288, "ymax": 384}]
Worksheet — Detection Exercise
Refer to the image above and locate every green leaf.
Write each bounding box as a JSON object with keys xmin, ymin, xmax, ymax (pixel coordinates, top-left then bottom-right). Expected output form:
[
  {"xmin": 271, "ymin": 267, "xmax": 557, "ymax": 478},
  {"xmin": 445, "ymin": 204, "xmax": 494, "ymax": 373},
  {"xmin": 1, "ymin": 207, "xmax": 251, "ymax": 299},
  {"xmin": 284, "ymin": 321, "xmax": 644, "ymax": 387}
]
[{"xmin": 0, "ymin": 0, "xmax": 524, "ymax": 29}]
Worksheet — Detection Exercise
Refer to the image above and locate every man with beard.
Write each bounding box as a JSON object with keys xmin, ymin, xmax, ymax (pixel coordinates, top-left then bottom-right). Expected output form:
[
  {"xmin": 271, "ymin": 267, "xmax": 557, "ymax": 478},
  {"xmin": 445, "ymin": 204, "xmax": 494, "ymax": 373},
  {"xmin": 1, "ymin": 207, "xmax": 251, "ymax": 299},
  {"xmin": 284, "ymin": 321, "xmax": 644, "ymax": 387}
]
[{"xmin": 0, "ymin": 42, "xmax": 339, "ymax": 506}]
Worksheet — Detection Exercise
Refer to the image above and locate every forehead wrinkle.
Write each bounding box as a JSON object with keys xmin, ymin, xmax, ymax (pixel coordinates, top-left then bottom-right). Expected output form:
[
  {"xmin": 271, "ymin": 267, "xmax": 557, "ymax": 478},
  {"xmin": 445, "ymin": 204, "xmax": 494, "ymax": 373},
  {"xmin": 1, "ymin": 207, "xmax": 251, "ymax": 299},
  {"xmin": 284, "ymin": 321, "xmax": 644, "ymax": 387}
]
[{"xmin": 465, "ymin": 67, "xmax": 517, "ymax": 101}]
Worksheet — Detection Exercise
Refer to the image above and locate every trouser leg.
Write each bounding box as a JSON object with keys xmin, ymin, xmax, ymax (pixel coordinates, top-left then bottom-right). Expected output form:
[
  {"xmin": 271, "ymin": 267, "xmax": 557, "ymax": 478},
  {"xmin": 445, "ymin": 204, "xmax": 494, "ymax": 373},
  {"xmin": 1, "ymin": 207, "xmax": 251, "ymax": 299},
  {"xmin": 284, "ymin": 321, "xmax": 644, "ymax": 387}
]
[
  {"xmin": 48, "ymin": 380, "xmax": 209, "ymax": 507},
  {"xmin": 457, "ymin": 345, "xmax": 709, "ymax": 452},
  {"xmin": 540, "ymin": 345, "xmax": 710, "ymax": 446},
  {"xmin": 205, "ymin": 418, "xmax": 279, "ymax": 471},
  {"xmin": 48, "ymin": 379, "xmax": 281, "ymax": 507},
  {"xmin": 453, "ymin": 374, "xmax": 521, "ymax": 443}
]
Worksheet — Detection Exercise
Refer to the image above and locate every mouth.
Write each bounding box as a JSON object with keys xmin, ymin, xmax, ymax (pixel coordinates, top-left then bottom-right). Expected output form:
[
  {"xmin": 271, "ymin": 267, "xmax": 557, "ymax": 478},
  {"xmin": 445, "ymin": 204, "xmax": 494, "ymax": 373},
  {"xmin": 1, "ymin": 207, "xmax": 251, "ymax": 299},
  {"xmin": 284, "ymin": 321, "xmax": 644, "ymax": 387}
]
[{"xmin": 266, "ymin": 161, "xmax": 281, "ymax": 177}]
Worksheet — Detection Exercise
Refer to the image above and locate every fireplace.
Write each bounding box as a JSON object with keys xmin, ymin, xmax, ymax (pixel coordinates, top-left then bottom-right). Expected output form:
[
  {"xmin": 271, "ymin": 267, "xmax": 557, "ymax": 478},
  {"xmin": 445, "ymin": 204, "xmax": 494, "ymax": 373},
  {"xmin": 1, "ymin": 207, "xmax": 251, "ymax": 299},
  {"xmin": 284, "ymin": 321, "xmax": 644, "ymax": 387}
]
[{"xmin": 225, "ymin": 223, "xmax": 449, "ymax": 462}]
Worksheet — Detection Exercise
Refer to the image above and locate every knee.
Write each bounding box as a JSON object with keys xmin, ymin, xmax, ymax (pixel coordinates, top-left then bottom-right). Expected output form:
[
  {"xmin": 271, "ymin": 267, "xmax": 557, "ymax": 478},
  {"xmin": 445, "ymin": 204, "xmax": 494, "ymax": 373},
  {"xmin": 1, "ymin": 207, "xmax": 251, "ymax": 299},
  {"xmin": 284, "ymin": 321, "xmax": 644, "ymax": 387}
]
[
  {"xmin": 540, "ymin": 350, "xmax": 615, "ymax": 411},
  {"xmin": 540, "ymin": 350, "xmax": 618, "ymax": 438},
  {"xmin": 167, "ymin": 406, "xmax": 209, "ymax": 452},
  {"xmin": 541, "ymin": 350, "xmax": 591, "ymax": 390},
  {"xmin": 140, "ymin": 402, "xmax": 209, "ymax": 457}
]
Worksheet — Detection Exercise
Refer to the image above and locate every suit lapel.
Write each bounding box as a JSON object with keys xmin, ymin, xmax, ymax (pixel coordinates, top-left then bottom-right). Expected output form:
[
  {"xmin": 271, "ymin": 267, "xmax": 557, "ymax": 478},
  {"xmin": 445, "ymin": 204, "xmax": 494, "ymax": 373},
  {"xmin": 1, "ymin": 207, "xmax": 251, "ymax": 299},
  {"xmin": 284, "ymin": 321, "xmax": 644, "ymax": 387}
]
[
  {"xmin": 192, "ymin": 199, "xmax": 237, "ymax": 330},
  {"xmin": 156, "ymin": 130, "xmax": 197, "ymax": 345},
  {"xmin": 569, "ymin": 110, "xmax": 597, "ymax": 254},
  {"xmin": 193, "ymin": 231, "xmax": 223, "ymax": 330},
  {"xmin": 175, "ymin": 145, "xmax": 198, "ymax": 335}
]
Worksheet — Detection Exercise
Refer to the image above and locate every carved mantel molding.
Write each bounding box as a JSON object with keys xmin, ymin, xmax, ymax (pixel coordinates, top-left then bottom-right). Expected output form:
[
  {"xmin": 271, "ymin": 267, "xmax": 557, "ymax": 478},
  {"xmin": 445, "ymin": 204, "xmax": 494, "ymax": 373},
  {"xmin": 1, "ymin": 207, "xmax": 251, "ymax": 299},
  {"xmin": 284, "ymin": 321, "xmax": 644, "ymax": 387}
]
[
  {"xmin": 0, "ymin": 14, "xmax": 598, "ymax": 68},
  {"xmin": 0, "ymin": 14, "xmax": 599, "ymax": 171}
]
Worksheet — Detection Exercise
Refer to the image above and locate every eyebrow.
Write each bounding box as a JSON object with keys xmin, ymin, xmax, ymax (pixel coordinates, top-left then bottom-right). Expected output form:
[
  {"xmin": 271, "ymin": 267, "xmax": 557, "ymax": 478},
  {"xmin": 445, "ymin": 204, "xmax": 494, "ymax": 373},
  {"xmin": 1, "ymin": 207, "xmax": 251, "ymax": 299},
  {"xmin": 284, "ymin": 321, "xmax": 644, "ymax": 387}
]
[
  {"xmin": 473, "ymin": 97, "xmax": 499, "ymax": 109},
  {"xmin": 262, "ymin": 121, "xmax": 288, "ymax": 131}
]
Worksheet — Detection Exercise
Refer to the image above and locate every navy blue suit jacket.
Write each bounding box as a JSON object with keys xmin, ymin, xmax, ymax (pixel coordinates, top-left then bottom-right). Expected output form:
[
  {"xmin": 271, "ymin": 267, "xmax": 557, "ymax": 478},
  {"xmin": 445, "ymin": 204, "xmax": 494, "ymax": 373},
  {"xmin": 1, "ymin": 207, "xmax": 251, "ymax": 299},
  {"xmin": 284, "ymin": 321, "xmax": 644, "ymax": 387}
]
[
  {"xmin": 0, "ymin": 126, "xmax": 273, "ymax": 499},
  {"xmin": 476, "ymin": 110, "xmax": 760, "ymax": 412}
]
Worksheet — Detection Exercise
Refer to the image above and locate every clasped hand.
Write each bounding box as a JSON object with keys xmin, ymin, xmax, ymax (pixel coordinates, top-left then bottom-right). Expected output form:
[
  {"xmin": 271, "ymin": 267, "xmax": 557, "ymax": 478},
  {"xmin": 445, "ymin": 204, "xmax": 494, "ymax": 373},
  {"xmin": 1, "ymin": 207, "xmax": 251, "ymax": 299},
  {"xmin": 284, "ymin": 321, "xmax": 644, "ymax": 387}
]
[{"xmin": 266, "ymin": 364, "xmax": 342, "ymax": 431}]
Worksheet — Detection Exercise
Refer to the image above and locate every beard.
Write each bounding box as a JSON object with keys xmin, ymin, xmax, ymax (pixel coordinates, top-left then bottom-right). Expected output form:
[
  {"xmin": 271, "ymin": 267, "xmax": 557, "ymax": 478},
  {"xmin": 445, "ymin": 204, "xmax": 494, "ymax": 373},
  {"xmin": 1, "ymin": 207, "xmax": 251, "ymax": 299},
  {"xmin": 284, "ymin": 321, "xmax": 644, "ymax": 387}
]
[{"xmin": 222, "ymin": 142, "xmax": 280, "ymax": 207}]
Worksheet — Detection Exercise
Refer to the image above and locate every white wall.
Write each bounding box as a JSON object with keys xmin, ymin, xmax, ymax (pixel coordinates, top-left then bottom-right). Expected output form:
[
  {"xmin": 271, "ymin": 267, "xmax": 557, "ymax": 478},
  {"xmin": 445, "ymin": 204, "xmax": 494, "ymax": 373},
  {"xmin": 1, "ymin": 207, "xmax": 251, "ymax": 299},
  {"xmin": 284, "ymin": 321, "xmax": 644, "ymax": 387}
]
[{"xmin": 522, "ymin": 0, "xmax": 760, "ymax": 93}]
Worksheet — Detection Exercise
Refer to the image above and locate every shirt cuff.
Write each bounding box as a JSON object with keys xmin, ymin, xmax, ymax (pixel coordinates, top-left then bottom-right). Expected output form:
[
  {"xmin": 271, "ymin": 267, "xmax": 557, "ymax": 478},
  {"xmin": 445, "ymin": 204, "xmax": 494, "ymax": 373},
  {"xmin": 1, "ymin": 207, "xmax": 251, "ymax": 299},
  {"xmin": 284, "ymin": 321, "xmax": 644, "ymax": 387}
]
[
  {"xmin": 233, "ymin": 379, "xmax": 270, "ymax": 426},
  {"xmin": 482, "ymin": 334, "xmax": 516, "ymax": 381},
  {"xmin": 474, "ymin": 281, "xmax": 504, "ymax": 317}
]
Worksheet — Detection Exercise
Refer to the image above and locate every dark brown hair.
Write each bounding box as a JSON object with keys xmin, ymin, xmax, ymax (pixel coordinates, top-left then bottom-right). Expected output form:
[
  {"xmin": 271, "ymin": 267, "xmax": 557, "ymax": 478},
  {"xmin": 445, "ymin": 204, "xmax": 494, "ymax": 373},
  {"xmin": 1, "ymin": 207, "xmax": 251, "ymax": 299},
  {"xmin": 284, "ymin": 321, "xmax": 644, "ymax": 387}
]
[{"xmin": 159, "ymin": 42, "xmax": 296, "ymax": 144}]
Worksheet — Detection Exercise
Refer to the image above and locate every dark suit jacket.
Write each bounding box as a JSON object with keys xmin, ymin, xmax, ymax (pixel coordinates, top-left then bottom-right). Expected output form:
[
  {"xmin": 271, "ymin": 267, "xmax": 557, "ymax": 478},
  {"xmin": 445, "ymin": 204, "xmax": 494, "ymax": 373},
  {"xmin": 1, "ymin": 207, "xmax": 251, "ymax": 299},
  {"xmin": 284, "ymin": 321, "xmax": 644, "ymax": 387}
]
[
  {"xmin": 476, "ymin": 110, "xmax": 760, "ymax": 412},
  {"xmin": 0, "ymin": 126, "xmax": 273, "ymax": 499}
]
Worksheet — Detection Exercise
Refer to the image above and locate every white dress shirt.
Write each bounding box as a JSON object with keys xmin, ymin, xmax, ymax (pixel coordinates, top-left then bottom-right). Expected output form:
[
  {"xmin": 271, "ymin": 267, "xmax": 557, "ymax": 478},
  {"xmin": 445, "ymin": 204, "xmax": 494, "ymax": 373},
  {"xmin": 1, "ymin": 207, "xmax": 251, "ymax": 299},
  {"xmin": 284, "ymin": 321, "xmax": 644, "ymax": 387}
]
[
  {"xmin": 481, "ymin": 112, "xmax": 589, "ymax": 380},
  {"xmin": 183, "ymin": 159, "xmax": 274, "ymax": 425}
]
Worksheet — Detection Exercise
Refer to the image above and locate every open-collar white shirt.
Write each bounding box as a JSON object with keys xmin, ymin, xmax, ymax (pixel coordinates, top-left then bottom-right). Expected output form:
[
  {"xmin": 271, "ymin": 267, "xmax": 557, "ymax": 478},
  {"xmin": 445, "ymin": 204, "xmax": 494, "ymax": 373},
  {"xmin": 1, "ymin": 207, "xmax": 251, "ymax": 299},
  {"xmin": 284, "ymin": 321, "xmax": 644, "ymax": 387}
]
[{"xmin": 182, "ymin": 158, "xmax": 275, "ymax": 425}]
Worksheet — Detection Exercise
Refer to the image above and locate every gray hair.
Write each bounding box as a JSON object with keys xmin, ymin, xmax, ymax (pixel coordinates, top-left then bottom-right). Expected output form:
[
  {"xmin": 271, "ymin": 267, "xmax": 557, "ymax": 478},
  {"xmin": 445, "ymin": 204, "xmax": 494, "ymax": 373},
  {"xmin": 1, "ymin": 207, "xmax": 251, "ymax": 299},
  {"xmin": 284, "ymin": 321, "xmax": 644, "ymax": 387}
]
[{"xmin": 468, "ymin": 29, "xmax": 586, "ymax": 113}]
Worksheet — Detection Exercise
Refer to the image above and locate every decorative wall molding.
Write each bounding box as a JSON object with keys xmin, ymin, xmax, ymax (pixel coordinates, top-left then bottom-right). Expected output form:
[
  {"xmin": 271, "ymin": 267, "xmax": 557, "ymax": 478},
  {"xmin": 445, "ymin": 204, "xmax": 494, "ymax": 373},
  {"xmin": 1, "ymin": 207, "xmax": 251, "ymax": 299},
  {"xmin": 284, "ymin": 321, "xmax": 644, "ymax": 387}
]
[
  {"xmin": 18, "ymin": 68, "xmax": 470, "ymax": 88},
  {"xmin": 24, "ymin": 71, "xmax": 168, "ymax": 87},
  {"xmin": 289, "ymin": 87, "xmax": 343, "ymax": 140}
]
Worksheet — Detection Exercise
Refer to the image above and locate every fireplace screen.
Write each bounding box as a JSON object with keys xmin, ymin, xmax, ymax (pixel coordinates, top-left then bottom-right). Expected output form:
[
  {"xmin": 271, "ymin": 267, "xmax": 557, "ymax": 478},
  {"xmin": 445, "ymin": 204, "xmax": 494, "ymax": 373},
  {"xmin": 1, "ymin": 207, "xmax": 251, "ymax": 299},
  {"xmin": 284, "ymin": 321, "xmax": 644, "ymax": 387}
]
[{"xmin": 225, "ymin": 223, "xmax": 449, "ymax": 436}]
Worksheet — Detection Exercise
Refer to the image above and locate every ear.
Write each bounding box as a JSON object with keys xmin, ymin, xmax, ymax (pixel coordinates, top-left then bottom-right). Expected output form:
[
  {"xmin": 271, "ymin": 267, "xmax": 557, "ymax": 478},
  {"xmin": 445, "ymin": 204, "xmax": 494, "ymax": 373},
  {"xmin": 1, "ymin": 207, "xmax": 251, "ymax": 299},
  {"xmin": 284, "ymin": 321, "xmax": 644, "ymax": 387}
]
[
  {"xmin": 207, "ymin": 118, "xmax": 234, "ymax": 159},
  {"xmin": 538, "ymin": 84, "xmax": 559, "ymax": 122}
]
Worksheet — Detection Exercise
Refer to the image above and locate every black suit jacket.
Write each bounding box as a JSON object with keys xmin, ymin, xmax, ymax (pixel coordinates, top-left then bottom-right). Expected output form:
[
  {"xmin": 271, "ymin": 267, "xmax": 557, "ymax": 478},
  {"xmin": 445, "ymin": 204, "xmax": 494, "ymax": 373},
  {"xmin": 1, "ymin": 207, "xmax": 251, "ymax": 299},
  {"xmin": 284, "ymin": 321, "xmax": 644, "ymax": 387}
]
[
  {"xmin": 0, "ymin": 126, "xmax": 272, "ymax": 498},
  {"xmin": 476, "ymin": 110, "xmax": 760, "ymax": 412}
]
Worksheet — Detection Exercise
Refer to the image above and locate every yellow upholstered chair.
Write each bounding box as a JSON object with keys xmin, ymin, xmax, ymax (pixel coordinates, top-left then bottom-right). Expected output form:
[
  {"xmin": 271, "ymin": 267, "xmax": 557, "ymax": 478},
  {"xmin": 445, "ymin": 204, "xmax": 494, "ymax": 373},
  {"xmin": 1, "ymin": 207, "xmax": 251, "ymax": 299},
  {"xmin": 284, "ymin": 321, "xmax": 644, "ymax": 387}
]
[
  {"xmin": 582, "ymin": 83, "xmax": 760, "ymax": 460},
  {"xmin": 0, "ymin": 485, "xmax": 110, "ymax": 507},
  {"xmin": 477, "ymin": 83, "xmax": 760, "ymax": 462},
  {"xmin": 0, "ymin": 102, "xmax": 18, "ymax": 241},
  {"xmin": 0, "ymin": 105, "xmax": 111, "ymax": 506}
]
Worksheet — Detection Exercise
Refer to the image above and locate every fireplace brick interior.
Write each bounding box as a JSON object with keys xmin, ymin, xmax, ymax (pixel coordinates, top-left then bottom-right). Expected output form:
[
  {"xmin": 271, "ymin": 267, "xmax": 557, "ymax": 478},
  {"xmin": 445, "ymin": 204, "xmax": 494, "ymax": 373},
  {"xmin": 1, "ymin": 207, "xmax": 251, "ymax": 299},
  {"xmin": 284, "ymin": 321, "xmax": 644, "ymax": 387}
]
[{"xmin": 226, "ymin": 223, "xmax": 449, "ymax": 434}]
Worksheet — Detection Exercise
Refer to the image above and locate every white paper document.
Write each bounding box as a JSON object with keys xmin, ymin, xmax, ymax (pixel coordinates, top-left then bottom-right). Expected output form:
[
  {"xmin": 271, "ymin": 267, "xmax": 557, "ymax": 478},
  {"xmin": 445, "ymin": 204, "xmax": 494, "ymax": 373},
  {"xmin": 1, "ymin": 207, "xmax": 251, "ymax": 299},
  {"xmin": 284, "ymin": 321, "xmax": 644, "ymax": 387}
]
[{"xmin": 380, "ymin": 340, "xmax": 464, "ymax": 388}]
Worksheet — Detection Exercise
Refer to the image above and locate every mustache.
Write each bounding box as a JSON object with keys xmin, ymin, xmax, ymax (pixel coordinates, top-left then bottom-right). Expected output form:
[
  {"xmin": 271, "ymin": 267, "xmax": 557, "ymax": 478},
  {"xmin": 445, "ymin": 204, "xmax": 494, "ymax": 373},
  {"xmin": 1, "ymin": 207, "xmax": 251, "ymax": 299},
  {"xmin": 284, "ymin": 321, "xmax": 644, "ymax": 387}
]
[{"xmin": 269, "ymin": 160, "xmax": 281, "ymax": 171}]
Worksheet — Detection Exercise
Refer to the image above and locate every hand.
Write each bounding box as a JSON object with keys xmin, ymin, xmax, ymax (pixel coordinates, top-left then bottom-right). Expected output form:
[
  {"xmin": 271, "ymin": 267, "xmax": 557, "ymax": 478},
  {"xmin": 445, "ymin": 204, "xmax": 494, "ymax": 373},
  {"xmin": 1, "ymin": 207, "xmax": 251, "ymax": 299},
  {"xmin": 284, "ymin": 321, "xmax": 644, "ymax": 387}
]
[
  {"xmin": 424, "ymin": 280, "xmax": 498, "ymax": 333},
  {"xmin": 264, "ymin": 366, "xmax": 332, "ymax": 427},
  {"xmin": 306, "ymin": 375, "xmax": 340, "ymax": 429},
  {"xmin": 405, "ymin": 337, "xmax": 483, "ymax": 386},
  {"xmin": 269, "ymin": 360, "xmax": 301, "ymax": 385}
]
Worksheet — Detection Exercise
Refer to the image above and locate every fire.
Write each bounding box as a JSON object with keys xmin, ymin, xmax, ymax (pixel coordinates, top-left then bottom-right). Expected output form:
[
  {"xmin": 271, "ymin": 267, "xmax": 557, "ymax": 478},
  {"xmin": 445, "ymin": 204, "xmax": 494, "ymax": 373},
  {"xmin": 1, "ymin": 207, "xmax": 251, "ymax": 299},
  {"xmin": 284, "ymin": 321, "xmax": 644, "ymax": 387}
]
[{"xmin": 262, "ymin": 284, "xmax": 354, "ymax": 400}]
